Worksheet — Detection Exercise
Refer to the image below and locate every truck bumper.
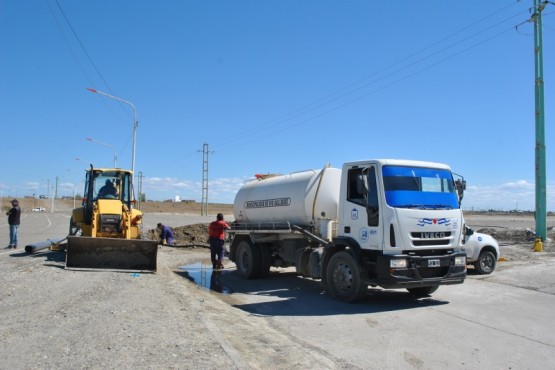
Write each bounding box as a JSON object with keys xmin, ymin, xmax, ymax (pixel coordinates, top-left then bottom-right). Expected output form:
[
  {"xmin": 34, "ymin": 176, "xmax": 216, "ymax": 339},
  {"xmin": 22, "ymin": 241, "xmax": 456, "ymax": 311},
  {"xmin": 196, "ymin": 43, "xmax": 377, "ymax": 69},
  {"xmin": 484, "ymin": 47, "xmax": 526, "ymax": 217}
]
[{"xmin": 366, "ymin": 252, "xmax": 467, "ymax": 289}]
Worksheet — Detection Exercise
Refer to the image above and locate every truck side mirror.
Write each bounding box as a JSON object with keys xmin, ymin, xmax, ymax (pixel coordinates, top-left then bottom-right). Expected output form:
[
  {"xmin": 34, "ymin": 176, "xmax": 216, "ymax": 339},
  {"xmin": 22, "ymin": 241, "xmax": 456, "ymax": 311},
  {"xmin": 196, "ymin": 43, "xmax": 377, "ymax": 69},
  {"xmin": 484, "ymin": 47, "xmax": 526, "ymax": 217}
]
[
  {"xmin": 361, "ymin": 167, "xmax": 370, "ymax": 194},
  {"xmin": 455, "ymin": 179, "xmax": 466, "ymax": 202},
  {"xmin": 465, "ymin": 226, "xmax": 474, "ymax": 236}
]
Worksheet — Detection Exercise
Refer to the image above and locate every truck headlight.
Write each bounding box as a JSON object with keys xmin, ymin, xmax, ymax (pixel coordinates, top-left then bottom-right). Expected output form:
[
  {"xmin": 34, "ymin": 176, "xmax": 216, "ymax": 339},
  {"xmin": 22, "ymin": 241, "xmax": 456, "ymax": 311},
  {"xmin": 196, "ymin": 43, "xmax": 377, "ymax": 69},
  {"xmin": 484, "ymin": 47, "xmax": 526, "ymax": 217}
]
[
  {"xmin": 455, "ymin": 256, "xmax": 466, "ymax": 266},
  {"xmin": 390, "ymin": 259, "xmax": 408, "ymax": 268}
]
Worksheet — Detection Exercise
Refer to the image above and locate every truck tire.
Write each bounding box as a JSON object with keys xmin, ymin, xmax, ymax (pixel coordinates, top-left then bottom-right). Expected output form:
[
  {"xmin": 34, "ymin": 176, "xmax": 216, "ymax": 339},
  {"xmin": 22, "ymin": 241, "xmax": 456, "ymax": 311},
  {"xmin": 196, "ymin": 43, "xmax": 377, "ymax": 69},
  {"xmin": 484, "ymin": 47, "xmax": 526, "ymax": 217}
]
[
  {"xmin": 407, "ymin": 286, "xmax": 439, "ymax": 297},
  {"xmin": 473, "ymin": 250, "xmax": 496, "ymax": 274},
  {"xmin": 236, "ymin": 240, "xmax": 261, "ymax": 279},
  {"xmin": 257, "ymin": 243, "xmax": 271, "ymax": 278},
  {"xmin": 300, "ymin": 248, "xmax": 312, "ymax": 277},
  {"xmin": 308, "ymin": 249, "xmax": 323, "ymax": 278},
  {"xmin": 325, "ymin": 251, "xmax": 366, "ymax": 303}
]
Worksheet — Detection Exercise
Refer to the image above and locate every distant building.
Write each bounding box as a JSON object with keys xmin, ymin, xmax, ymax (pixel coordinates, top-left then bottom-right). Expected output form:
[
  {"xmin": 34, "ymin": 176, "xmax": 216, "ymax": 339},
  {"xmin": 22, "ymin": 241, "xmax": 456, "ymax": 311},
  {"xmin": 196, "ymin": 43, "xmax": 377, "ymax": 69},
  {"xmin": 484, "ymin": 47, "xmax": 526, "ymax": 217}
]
[{"xmin": 174, "ymin": 195, "xmax": 181, "ymax": 203}]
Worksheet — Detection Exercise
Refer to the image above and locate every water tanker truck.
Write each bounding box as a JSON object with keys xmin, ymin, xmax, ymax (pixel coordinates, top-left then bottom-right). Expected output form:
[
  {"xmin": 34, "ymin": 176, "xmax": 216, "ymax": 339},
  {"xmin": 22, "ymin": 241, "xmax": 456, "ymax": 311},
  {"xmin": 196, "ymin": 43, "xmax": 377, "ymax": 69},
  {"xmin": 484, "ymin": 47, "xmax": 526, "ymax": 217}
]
[{"xmin": 228, "ymin": 159, "xmax": 468, "ymax": 302}]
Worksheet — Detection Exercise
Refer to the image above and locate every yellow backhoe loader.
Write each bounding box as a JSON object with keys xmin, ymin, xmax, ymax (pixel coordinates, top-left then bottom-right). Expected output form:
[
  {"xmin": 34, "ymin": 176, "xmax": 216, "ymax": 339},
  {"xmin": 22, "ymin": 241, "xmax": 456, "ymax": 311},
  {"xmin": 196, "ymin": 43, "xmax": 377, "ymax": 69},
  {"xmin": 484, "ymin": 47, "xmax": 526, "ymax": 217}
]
[{"xmin": 66, "ymin": 165, "xmax": 158, "ymax": 272}]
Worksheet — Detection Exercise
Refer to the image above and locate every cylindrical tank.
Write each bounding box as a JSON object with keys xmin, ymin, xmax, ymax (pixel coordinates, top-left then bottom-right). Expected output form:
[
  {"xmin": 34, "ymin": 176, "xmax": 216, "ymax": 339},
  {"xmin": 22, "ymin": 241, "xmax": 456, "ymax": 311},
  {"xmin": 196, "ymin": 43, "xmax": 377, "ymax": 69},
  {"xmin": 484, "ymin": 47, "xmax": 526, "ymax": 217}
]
[{"xmin": 233, "ymin": 167, "xmax": 342, "ymax": 227}]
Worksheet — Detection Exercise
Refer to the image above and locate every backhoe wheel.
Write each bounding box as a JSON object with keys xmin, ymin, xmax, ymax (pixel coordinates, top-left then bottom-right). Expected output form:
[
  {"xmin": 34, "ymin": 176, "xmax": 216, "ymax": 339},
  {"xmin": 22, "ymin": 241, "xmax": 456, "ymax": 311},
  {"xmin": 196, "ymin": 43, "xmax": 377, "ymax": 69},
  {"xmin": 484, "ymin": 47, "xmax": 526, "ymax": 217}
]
[
  {"xmin": 407, "ymin": 286, "xmax": 439, "ymax": 297},
  {"xmin": 325, "ymin": 251, "xmax": 366, "ymax": 303},
  {"xmin": 235, "ymin": 239, "xmax": 260, "ymax": 279},
  {"xmin": 474, "ymin": 250, "xmax": 496, "ymax": 275},
  {"xmin": 68, "ymin": 217, "xmax": 82, "ymax": 237}
]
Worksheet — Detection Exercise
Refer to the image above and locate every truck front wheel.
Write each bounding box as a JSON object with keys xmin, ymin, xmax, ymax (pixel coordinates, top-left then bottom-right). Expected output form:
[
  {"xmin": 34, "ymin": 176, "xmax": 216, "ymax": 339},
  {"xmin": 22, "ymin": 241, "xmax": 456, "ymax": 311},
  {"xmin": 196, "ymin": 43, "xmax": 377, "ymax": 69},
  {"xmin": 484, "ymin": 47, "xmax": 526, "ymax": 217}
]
[
  {"xmin": 236, "ymin": 240, "xmax": 260, "ymax": 279},
  {"xmin": 325, "ymin": 251, "xmax": 366, "ymax": 303}
]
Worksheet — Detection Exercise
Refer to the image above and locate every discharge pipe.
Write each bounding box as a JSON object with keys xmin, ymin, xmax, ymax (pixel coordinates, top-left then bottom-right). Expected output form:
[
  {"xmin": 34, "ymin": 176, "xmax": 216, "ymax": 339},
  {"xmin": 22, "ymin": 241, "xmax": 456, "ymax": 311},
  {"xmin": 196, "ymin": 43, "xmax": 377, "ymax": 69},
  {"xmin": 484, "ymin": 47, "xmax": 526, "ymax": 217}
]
[{"xmin": 25, "ymin": 237, "xmax": 67, "ymax": 254}]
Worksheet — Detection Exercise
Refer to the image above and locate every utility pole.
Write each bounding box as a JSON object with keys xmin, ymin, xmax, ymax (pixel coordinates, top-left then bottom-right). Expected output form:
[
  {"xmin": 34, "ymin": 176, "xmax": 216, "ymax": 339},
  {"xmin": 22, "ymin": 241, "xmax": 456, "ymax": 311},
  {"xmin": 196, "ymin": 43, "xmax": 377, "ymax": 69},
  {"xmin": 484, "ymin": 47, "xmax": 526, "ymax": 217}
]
[
  {"xmin": 138, "ymin": 171, "xmax": 143, "ymax": 210},
  {"xmin": 55, "ymin": 176, "xmax": 59, "ymax": 199},
  {"xmin": 532, "ymin": 0, "xmax": 548, "ymax": 240},
  {"xmin": 199, "ymin": 143, "xmax": 214, "ymax": 216}
]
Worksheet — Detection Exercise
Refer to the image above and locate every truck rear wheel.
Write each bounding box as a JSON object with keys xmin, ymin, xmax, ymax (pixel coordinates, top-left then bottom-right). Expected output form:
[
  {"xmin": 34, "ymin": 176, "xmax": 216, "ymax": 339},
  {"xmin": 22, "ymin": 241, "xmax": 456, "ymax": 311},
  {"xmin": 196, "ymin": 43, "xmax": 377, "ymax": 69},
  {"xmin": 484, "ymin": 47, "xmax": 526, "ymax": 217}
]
[
  {"xmin": 325, "ymin": 251, "xmax": 366, "ymax": 303},
  {"xmin": 236, "ymin": 240, "xmax": 260, "ymax": 279}
]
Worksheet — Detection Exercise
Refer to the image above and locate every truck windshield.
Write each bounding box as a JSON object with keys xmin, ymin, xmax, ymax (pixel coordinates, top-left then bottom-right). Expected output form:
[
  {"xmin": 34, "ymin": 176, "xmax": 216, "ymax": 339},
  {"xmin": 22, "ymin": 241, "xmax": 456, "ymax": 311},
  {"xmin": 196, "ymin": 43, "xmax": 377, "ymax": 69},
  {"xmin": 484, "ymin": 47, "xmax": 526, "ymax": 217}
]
[{"xmin": 382, "ymin": 166, "xmax": 459, "ymax": 209}]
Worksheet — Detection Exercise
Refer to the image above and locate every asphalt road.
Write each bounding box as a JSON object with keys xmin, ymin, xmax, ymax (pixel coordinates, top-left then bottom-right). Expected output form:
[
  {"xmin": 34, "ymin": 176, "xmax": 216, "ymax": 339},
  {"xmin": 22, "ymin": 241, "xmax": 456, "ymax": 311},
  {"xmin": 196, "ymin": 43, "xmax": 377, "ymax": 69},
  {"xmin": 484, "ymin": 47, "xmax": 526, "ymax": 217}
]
[{"xmin": 1, "ymin": 211, "xmax": 554, "ymax": 369}]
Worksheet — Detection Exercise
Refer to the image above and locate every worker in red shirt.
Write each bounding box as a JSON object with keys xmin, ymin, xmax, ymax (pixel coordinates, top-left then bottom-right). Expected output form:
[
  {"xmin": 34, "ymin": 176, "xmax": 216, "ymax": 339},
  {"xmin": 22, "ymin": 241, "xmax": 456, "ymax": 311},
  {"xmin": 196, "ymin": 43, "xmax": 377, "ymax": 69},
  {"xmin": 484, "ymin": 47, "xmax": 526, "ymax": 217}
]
[{"xmin": 208, "ymin": 213, "xmax": 230, "ymax": 269}]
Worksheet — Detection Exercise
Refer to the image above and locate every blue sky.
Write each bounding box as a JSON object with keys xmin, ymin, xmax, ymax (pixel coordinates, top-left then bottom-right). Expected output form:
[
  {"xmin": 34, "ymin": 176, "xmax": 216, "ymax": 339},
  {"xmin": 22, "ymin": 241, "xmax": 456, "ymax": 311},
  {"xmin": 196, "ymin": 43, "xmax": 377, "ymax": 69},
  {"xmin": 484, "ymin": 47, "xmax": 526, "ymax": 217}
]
[{"xmin": 1, "ymin": 0, "xmax": 553, "ymax": 211}]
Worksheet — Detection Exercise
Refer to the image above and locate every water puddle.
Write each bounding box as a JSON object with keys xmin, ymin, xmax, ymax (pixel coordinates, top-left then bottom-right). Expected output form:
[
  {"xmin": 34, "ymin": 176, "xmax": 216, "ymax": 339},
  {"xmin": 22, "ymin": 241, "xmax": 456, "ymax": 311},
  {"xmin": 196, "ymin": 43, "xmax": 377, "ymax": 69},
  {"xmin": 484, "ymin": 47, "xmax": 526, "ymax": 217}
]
[{"xmin": 178, "ymin": 261, "xmax": 232, "ymax": 294}]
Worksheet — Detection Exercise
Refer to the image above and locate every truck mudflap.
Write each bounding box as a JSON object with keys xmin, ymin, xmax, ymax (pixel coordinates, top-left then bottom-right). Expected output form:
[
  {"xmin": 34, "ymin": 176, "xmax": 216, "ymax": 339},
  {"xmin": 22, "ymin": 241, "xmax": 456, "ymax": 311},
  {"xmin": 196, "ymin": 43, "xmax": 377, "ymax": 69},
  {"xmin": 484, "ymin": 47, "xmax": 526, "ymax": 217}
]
[
  {"xmin": 370, "ymin": 252, "xmax": 467, "ymax": 289},
  {"xmin": 66, "ymin": 236, "xmax": 158, "ymax": 272}
]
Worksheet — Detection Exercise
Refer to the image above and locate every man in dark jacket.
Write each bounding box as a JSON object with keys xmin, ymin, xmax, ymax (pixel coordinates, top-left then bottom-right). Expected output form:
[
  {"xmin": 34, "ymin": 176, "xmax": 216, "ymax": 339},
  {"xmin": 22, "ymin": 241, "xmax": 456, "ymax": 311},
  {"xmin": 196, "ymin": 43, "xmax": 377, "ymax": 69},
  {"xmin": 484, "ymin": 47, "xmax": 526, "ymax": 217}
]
[{"xmin": 6, "ymin": 199, "xmax": 21, "ymax": 249}]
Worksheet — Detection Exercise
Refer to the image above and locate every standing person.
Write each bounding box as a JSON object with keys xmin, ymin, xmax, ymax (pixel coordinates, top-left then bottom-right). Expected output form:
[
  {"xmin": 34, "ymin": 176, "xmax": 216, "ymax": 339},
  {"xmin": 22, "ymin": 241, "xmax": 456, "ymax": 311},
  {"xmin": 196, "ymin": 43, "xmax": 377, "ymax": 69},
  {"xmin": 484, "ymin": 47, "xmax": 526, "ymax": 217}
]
[
  {"xmin": 157, "ymin": 223, "xmax": 175, "ymax": 246},
  {"xmin": 6, "ymin": 199, "xmax": 21, "ymax": 249},
  {"xmin": 208, "ymin": 213, "xmax": 230, "ymax": 269}
]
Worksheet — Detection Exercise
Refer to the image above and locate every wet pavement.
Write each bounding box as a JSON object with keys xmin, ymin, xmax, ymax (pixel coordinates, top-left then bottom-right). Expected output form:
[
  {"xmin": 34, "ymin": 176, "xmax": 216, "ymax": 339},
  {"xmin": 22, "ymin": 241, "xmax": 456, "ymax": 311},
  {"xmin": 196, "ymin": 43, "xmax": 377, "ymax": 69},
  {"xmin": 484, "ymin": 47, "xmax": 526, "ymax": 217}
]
[{"xmin": 179, "ymin": 261, "xmax": 233, "ymax": 294}]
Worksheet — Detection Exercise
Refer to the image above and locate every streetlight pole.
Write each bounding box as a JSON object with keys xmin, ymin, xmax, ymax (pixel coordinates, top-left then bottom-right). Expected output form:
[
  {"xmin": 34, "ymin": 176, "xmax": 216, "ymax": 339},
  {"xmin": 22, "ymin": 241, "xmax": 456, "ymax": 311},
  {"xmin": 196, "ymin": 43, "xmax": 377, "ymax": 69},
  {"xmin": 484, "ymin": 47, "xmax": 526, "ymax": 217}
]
[
  {"xmin": 75, "ymin": 157, "xmax": 93, "ymax": 167},
  {"xmin": 86, "ymin": 88, "xmax": 137, "ymax": 184},
  {"xmin": 86, "ymin": 137, "xmax": 118, "ymax": 167}
]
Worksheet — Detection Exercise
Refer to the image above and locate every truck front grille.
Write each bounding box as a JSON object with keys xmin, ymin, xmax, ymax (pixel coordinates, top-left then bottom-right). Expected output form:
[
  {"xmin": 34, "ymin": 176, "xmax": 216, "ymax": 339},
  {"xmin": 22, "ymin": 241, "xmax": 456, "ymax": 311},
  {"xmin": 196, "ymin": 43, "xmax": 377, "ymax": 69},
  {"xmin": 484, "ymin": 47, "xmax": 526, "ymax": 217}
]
[
  {"xmin": 410, "ymin": 231, "xmax": 452, "ymax": 247},
  {"xmin": 413, "ymin": 239, "xmax": 450, "ymax": 246}
]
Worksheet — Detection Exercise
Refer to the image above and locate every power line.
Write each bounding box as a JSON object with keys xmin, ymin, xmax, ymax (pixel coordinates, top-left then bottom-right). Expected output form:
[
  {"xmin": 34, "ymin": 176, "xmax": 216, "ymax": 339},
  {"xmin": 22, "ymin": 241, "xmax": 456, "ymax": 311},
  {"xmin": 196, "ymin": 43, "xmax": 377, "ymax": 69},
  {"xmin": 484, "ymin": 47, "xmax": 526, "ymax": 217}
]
[
  {"xmin": 47, "ymin": 1, "xmax": 127, "ymax": 153},
  {"xmin": 231, "ymin": 26, "xmax": 519, "ymax": 150},
  {"xmin": 211, "ymin": 3, "xmax": 531, "ymax": 152},
  {"xmin": 168, "ymin": 2, "xmax": 532, "ymax": 171},
  {"xmin": 212, "ymin": 9, "xmax": 529, "ymax": 152},
  {"xmin": 54, "ymin": 0, "xmax": 114, "ymax": 96},
  {"xmin": 46, "ymin": 1, "xmax": 95, "ymax": 87},
  {"xmin": 50, "ymin": 0, "xmax": 133, "ymax": 124}
]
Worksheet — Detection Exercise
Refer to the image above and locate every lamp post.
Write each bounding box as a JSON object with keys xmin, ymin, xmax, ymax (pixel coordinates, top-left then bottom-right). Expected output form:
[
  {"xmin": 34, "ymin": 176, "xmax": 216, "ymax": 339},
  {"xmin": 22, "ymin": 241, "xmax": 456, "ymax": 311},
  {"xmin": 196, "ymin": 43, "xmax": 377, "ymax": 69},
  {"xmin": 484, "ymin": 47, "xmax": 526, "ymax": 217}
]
[
  {"xmin": 86, "ymin": 137, "xmax": 118, "ymax": 167},
  {"xmin": 75, "ymin": 157, "xmax": 93, "ymax": 166},
  {"xmin": 86, "ymin": 88, "xmax": 137, "ymax": 185}
]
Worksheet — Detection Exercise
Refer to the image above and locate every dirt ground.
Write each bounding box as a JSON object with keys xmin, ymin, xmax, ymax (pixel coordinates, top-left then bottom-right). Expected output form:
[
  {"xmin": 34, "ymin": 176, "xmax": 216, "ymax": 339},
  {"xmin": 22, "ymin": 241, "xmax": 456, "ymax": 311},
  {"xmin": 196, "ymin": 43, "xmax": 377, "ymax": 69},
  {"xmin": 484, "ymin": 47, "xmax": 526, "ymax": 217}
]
[
  {"xmin": 140, "ymin": 201, "xmax": 233, "ymax": 215},
  {"xmin": 463, "ymin": 213, "xmax": 555, "ymax": 266},
  {"xmin": 1, "ymin": 212, "xmax": 337, "ymax": 369},
  {"xmin": 1, "ymin": 204, "xmax": 554, "ymax": 368},
  {"xmin": 2, "ymin": 197, "xmax": 233, "ymax": 215}
]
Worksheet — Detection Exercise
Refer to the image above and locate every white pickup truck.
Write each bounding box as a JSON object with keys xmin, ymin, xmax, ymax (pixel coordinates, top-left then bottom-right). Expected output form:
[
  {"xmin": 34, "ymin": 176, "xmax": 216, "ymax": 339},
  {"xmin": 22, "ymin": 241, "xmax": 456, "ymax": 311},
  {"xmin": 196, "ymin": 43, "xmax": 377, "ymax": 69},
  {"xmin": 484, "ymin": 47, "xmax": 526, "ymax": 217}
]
[{"xmin": 463, "ymin": 229, "xmax": 499, "ymax": 274}]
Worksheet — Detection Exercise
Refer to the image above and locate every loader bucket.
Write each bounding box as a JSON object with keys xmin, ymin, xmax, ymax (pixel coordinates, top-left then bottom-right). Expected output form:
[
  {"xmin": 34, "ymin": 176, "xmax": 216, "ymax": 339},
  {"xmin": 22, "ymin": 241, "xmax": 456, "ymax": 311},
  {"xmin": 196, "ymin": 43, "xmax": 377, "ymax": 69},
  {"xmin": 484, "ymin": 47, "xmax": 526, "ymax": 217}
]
[{"xmin": 66, "ymin": 236, "xmax": 158, "ymax": 272}]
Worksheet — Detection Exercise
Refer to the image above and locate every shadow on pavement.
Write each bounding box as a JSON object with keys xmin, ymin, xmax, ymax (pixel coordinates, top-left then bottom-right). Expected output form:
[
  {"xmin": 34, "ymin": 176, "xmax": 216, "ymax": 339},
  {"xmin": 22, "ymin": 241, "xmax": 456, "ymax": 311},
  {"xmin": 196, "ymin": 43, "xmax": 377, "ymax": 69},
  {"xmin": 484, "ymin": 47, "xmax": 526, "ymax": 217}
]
[
  {"xmin": 8, "ymin": 249, "xmax": 65, "ymax": 265},
  {"xmin": 176, "ymin": 263, "xmax": 449, "ymax": 316}
]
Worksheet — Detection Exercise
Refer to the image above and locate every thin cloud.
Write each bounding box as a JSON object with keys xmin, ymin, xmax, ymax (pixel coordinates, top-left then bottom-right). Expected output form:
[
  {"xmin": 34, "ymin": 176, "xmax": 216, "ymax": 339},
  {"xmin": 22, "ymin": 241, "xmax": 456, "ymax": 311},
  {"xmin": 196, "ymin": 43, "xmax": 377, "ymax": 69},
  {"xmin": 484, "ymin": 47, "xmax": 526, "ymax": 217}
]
[{"xmin": 463, "ymin": 180, "xmax": 554, "ymax": 211}]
